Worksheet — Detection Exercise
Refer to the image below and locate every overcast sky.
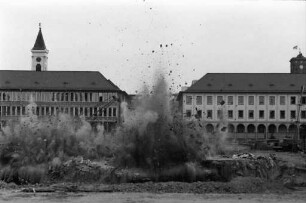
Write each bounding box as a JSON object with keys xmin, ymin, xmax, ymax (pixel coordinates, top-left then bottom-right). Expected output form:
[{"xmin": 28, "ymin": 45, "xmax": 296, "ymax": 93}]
[{"xmin": 0, "ymin": 0, "xmax": 305, "ymax": 94}]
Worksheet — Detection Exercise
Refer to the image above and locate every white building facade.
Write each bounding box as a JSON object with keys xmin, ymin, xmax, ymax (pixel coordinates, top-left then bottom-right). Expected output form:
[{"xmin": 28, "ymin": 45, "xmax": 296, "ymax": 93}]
[{"xmin": 178, "ymin": 53, "xmax": 306, "ymax": 140}]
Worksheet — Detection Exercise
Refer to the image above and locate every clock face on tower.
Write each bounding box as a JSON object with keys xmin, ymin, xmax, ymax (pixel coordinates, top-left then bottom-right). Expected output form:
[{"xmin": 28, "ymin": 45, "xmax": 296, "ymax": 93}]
[{"xmin": 36, "ymin": 57, "xmax": 41, "ymax": 62}]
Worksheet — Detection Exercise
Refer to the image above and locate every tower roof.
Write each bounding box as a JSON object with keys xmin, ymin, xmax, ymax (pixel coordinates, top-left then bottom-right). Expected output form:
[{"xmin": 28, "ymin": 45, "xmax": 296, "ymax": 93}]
[{"xmin": 32, "ymin": 26, "xmax": 47, "ymax": 50}]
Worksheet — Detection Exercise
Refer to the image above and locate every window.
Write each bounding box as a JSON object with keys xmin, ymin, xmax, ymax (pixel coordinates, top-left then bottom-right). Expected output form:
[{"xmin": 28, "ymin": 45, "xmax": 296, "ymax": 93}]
[
  {"xmin": 22, "ymin": 106, "xmax": 25, "ymax": 115},
  {"xmin": 207, "ymin": 110, "xmax": 212, "ymax": 119},
  {"xmin": 113, "ymin": 108, "xmax": 117, "ymax": 117},
  {"xmin": 217, "ymin": 110, "xmax": 222, "ymax": 119},
  {"xmin": 280, "ymin": 110, "xmax": 285, "ymax": 119},
  {"xmin": 6, "ymin": 106, "xmax": 10, "ymax": 115},
  {"xmin": 46, "ymin": 107, "xmax": 50, "ymax": 115},
  {"xmin": 17, "ymin": 106, "xmax": 20, "ymax": 116},
  {"xmin": 196, "ymin": 96, "xmax": 202, "ymax": 105},
  {"xmin": 75, "ymin": 93, "xmax": 78, "ymax": 102},
  {"xmin": 269, "ymin": 110, "xmax": 275, "ymax": 119},
  {"xmin": 280, "ymin": 96, "xmax": 286, "ymax": 105},
  {"xmin": 70, "ymin": 107, "xmax": 74, "ymax": 116},
  {"xmin": 290, "ymin": 110, "xmax": 296, "ymax": 119},
  {"xmin": 248, "ymin": 110, "xmax": 254, "ymax": 119},
  {"xmin": 41, "ymin": 107, "xmax": 45, "ymax": 116},
  {"xmin": 269, "ymin": 96, "xmax": 275, "ymax": 105},
  {"xmin": 103, "ymin": 108, "xmax": 107, "ymax": 117},
  {"xmin": 186, "ymin": 96, "xmax": 192, "ymax": 105},
  {"xmin": 227, "ymin": 96, "xmax": 233, "ymax": 105},
  {"xmin": 108, "ymin": 108, "xmax": 112, "ymax": 117},
  {"xmin": 217, "ymin": 96, "xmax": 223, "ymax": 105},
  {"xmin": 302, "ymin": 97, "xmax": 306, "ymax": 105},
  {"xmin": 75, "ymin": 107, "xmax": 79, "ymax": 116},
  {"xmin": 51, "ymin": 107, "xmax": 55, "ymax": 115},
  {"xmin": 196, "ymin": 110, "xmax": 202, "ymax": 118},
  {"xmin": 65, "ymin": 93, "xmax": 69, "ymax": 101},
  {"xmin": 228, "ymin": 110, "xmax": 233, "ymax": 119},
  {"xmin": 80, "ymin": 107, "xmax": 83, "ymax": 115},
  {"xmin": 70, "ymin": 93, "xmax": 74, "ymax": 102},
  {"xmin": 259, "ymin": 110, "xmax": 264, "ymax": 119},
  {"xmin": 238, "ymin": 96, "xmax": 244, "ymax": 105},
  {"xmin": 99, "ymin": 93, "xmax": 103, "ymax": 102},
  {"xmin": 248, "ymin": 96, "xmax": 254, "ymax": 105},
  {"xmin": 238, "ymin": 110, "xmax": 244, "ymax": 119},
  {"xmin": 89, "ymin": 93, "xmax": 92, "ymax": 102},
  {"xmin": 290, "ymin": 96, "xmax": 296, "ymax": 105},
  {"xmin": 259, "ymin": 96, "xmax": 265, "ymax": 105},
  {"xmin": 301, "ymin": 111, "xmax": 306, "ymax": 119},
  {"xmin": 85, "ymin": 93, "xmax": 88, "ymax": 102},
  {"xmin": 207, "ymin": 96, "xmax": 213, "ymax": 105},
  {"xmin": 12, "ymin": 106, "xmax": 16, "ymax": 116},
  {"xmin": 89, "ymin": 108, "xmax": 93, "ymax": 116},
  {"xmin": 186, "ymin": 110, "xmax": 191, "ymax": 118}
]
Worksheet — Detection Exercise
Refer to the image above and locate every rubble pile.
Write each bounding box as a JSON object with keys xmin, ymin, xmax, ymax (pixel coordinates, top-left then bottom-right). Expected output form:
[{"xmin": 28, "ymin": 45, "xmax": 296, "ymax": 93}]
[{"xmin": 48, "ymin": 157, "xmax": 113, "ymax": 183}]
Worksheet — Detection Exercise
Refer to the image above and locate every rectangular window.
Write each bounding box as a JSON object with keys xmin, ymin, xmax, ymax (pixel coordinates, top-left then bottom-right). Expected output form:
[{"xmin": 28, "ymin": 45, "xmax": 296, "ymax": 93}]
[
  {"xmin": 280, "ymin": 96, "xmax": 286, "ymax": 105},
  {"xmin": 259, "ymin": 110, "xmax": 264, "ymax": 119},
  {"xmin": 75, "ymin": 93, "xmax": 78, "ymax": 102},
  {"xmin": 70, "ymin": 107, "xmax": 74, "ymax": 116},
  {"xmin": 7, "ymin": 106, "xmax": 10, "ymax": 115},
  {"xmin": 80, "ymin": 93, "xmax": 83, "ymax": 102},
  {"xmin": 186, "ymin": 110, "xmax": 191, "ymax": 118},
  {"xmin": 269, "ymin": 110, "xmax": 275, "ymax": 119},
  {"xmin": 248, "ymin": 96, "xmax": 254, "ymax": 105},
  {"xmin": 217, "ymin": 96, "xmax": 223, "ymax": 105},
  {"xmin": 99, "ymin": 93, "xmax": 103, "ymax": 102},
  {"xmin": 196, "ymin": 110, "xmax": 202, "ymax": 118},
  {"xmin": 75, "ymin": 107, "xmax": 78, "ymax": 116},
  {"xmin": 113, "ymin": 108, "xmax": 117, "ymax": 117},
  {"xmin": 227, "ymin": 96, "xmax": 233, "ymax": 105},
  {"xmin": 217, "ymin": 110, "xmax": 222, "ymax": 119},
  {"xmin": 259, "ymin": 96, "xmax": 265, "ymax": 105},
  {"xmin": 290, "ymin": 110, "xmax": 296, "ymax": 119},
  {"xmin": 70, "ymin": 93, "xmax": 74, "ymax": 102},
  {"xmin": 103, "ymin": 108, "xmax": 107, "ymax": 117},
  {"xmin": 108, "ymin": 108, "xmax": 112, "ymax": 117},
  {"xmin": 65, "ymin": 93, "xmax": 69, "ymax": 101},
  {"xmin": 186, "ymin": 96, "xmax": 192, "ymax": 105},
  {"xmin": 301, "ymin": 111, "xmax": 306, "ymax": 119},
  {"xmin": 302, "ymin": 97, "xmax": 306, "ymax": 105},
  {"xmin": 269, "ymin": 96, "xmax": 275, "ymax": 105},
  {"xmin": 17, "ymin": 106, "xmax": 20, "ymax": 116},
  {"xmin": 207, "ymin": 96, "xmax": 213, "ymax": 105},
  {"xmin": 85, "ymin": 93, "xmax": 88, "ymax": 102},
  {"xmin": 12, "ymin": 106, "xmax": 16, "ymax": 116},
  {"xmin": 248, "ymin": 110, "xmax": 254, "ymax": 119},
  {"xmin": 238, "ymin": 110, "xmax": 244, "ymax": 119},
  {"xmin": 22, "ymin": 106, "xmax": 25, "ymax": 115},
  {"xmin": 196, "ymin": 96, "xmax": 202, "ymax": 105},
  {"xmin": 280, "ymin": 110, "xmax": 286, "ymax": 119},
  {"xmin": 51, "ymin": 107, "xmax": 54, "ymax": 115},
  {"xmin": 207, "ymin": 110, "xmax": 212, "ymax": 119},
  {"xmin": 290, "ymin": 96, "xmax": 296, "ymax": 105},
  {"xmin": 228, "ymin": 110, "xmax": 233, "ymax": 119},
  {"xmin": 89, "ymin": 108, "xmax": 93, "ymax": 116},
  {"xmin": 46, "ymin": 107, "xmax": 50, "ymax": 115},
  {"xmin": 80, "ymin": 107, "xmax": 83, "ymax": 115},
  {"xmin": 41, "ymin": 107, "xmax": 45, "ymax": 116},
  {"xmin": 238, "ymin": 96, "xmax": 244, "ymax": 105},
  {"xmin": 89, "ymin": 93, "xmax": 93, "ymax": 102}
]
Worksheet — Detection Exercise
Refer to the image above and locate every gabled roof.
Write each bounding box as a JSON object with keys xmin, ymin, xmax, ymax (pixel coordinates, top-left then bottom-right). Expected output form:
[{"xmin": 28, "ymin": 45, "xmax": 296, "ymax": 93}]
[
  {"xmin": 181, "ymin": 73, "xmax": 306, "ymax": 94},
  {"xmin": 0, "ymin": 70, "xmax": 122, "ymax": 92},
  {"xmin": 32, "ymin": 28, "xmax": 47, "ymax": 50}
]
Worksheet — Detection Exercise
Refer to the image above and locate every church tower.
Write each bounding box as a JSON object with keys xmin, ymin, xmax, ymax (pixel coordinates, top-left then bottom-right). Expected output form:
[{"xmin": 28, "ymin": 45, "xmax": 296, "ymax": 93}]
[
  {"xmin": 31, "ymin": 24, "xmax": 48, "ymax": 71},
  {"xmin": 290, "ymin": 52, "xmax": 306, "ymax": 74}
]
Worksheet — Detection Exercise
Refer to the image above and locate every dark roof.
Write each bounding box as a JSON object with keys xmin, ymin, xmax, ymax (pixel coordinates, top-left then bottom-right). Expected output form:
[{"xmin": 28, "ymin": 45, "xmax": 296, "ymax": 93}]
[
  {"xmin": 290, "ymin": 52, "xmax": 306, "ymax": 62},
  {"xmin": 182, "ymin": 73, "xmax": 306, "ymax": 94},
  {"xmin": 0, "ymin": 70, "xmax": 122, "ymax": 91},
  {"xmin": 32, "ymin": 28, "xmax": 47, "ymax": 50}
]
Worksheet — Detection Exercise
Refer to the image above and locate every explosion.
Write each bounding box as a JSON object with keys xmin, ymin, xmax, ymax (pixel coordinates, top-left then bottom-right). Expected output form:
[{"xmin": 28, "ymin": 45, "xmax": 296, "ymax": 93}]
[{"xmin": 0, "ymin": 71, "xmax": 228, "ymax": 184}]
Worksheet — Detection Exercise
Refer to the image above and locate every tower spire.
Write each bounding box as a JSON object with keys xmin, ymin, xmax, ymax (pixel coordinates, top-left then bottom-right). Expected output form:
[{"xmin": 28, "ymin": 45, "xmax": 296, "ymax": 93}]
[
  {"xmin": 32, "ymin": 23, "xmax": 47, "ymax": 50},
  {"xmin": 31, "ymin": 23, "xmax": 49, "ymax": 71}
]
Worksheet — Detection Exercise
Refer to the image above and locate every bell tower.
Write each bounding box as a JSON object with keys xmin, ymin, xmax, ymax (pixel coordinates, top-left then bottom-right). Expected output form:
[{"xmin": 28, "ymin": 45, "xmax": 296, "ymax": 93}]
[
  {"xmin": 290, "ymin": 52, "xmax": 306, "ymax": 74},
  {"xmin": 31, "ymin": 23, "xmax": 48, "ymax": 71}
]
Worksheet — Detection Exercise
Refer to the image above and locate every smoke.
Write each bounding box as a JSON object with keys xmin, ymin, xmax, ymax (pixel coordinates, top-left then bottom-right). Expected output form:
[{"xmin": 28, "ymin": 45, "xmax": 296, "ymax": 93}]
[{"xmin": 0, "ymin": 70, "xmax": 230, "ymax": 175}]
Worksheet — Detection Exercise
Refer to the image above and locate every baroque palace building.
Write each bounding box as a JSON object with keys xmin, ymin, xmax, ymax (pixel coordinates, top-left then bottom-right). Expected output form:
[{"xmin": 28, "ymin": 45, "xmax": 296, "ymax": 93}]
[
  {"xmin": 178, "ymin": 52, "xmax": 306, "ymax": 140},
  {"xmin": 0, "ymin": 25, "xmax": 128, "ymax": 131}
]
